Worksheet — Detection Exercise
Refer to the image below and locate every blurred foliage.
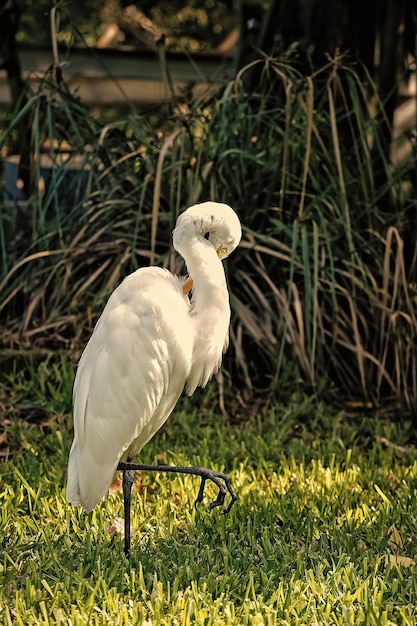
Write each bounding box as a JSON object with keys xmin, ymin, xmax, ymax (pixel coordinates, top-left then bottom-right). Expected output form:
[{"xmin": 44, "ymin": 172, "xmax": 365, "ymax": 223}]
[
  {"xmin": 17, "ymin": 0, "xmax": 107, "ymax": 46},
  {"xmin": 138, "ymin": 0, "xmax": 238, "ymax": 52},
  {"xmin": 16, "ymin": 0, "xmax": 239, "ymax": 51}
]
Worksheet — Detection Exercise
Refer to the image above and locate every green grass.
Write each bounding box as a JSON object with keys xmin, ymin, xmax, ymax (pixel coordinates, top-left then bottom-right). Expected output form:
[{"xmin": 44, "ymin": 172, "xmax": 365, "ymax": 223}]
[{"xmin": 1, "ymin": 358, "xmax": 417, "ymax": 624}]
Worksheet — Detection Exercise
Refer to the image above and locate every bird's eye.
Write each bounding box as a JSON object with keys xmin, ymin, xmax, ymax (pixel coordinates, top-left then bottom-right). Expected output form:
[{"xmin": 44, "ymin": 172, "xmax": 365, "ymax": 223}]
[{"xmin": 204, "ymin": 232, "xmax": 210, "ymax": 240}]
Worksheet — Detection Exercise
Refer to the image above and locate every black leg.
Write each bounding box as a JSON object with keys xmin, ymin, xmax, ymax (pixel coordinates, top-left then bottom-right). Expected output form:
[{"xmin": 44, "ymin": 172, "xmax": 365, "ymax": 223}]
[
  {"xmin": 117, "ymin": 462, "xmax": 237, "ymax": 514},
  {"xmin": 116, "ymin": 462, "xmax": 237, "ymax": 558},
  {"xmin": 122, "ymin": 466, "xmax": 134, "ymax": 559}
]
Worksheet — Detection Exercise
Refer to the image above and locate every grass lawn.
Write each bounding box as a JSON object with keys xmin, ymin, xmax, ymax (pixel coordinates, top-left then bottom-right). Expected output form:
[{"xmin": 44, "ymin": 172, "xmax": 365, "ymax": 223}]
[{"xmin": 1, "ymin": 359, "xmax": 417, "ymax": 624}]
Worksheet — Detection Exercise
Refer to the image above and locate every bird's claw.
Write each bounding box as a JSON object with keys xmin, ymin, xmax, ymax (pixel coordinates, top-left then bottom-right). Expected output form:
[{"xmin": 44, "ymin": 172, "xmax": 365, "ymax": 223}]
[{"xmin": 193, "ymin": 469, "xmax": 237, "ymax": 514}]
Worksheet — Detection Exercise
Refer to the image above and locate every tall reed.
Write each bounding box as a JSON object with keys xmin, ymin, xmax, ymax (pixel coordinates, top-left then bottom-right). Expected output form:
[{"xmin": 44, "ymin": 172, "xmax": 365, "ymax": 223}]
[{"xmin": 1, "ymin": 51, "xmax": 416, "ymax": 410}]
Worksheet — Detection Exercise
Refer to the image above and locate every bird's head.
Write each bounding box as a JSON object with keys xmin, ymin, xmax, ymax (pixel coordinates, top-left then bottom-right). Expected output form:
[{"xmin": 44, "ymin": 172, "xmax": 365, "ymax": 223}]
[{"xmin": 173, "ymin": 201, "xmax": 242, "ymax": 260}]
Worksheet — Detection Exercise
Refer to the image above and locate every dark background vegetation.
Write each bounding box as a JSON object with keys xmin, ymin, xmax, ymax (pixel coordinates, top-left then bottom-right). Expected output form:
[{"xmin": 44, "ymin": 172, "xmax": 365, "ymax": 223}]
[{"xmin": 0, "ymin": 0, "xmax": 416, "ymax": 414}]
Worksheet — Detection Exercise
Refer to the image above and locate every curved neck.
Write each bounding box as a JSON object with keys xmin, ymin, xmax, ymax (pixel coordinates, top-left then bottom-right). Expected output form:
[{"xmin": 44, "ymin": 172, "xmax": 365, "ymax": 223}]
[
  {"xmin": 180, "ymin": 237, "xmax": 231, "ymax": 393},
  {"xmin": 183, "ymin": 239, "xmax": 227, "ymax": 307}
]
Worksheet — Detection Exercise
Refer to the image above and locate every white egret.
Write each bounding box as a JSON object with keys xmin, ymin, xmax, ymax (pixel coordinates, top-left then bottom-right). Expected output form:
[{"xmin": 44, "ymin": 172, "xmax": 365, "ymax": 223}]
[{"xmin": 66, "ymin": 201, "xmax": 241, "ymax": 557}]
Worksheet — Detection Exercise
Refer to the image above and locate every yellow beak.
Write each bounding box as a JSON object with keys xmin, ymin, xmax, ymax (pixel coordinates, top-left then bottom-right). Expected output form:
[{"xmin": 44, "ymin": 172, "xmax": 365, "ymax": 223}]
[{"xmin": 182, "ymin": 276, "xmax": 193, "ymax": 296}]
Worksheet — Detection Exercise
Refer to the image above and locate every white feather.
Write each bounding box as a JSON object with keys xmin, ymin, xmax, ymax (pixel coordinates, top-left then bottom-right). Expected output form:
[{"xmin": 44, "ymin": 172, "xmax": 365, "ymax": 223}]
[{"xmin": 66, "ymin": 201, "xmax": 241, "ymax": 511}]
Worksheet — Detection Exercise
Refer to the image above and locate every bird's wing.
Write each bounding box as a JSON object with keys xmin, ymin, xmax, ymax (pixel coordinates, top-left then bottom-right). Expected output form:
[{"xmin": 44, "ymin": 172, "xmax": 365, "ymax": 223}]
[{"xmin": 66, "ymin": 267, "xmax": 193, "ymax": 511}]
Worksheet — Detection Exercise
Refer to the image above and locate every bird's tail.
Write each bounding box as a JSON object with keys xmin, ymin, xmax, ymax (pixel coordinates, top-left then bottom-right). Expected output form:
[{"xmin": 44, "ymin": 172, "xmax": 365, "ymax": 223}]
[{"xmin": 66, "ymin": 439, "xmax": 82, "ymax": 507}]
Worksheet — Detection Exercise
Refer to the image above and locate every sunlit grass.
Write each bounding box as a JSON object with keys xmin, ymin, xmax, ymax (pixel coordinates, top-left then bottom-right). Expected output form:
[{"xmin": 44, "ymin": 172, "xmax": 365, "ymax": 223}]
[{"xmin": 1, "ymin": 358, "xmax": 417, "ymax": 624}]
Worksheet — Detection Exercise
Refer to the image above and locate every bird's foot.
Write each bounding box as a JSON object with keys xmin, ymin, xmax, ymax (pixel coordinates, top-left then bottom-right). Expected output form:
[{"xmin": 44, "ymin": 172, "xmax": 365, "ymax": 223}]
[
  {"xmin": 193, "ymin": 467, "xmax": 237, "ymax": 514},
  {"xmin": 117, "ymin": 462, "xmax": 237, "ymax": 514}
]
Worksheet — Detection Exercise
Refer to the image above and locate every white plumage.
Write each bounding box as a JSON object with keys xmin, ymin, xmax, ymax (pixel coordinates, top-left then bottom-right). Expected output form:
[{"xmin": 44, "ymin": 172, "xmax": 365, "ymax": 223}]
[{"xmin": 66, "ymin": 201, "xmax": 241, "ymax": 512}]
